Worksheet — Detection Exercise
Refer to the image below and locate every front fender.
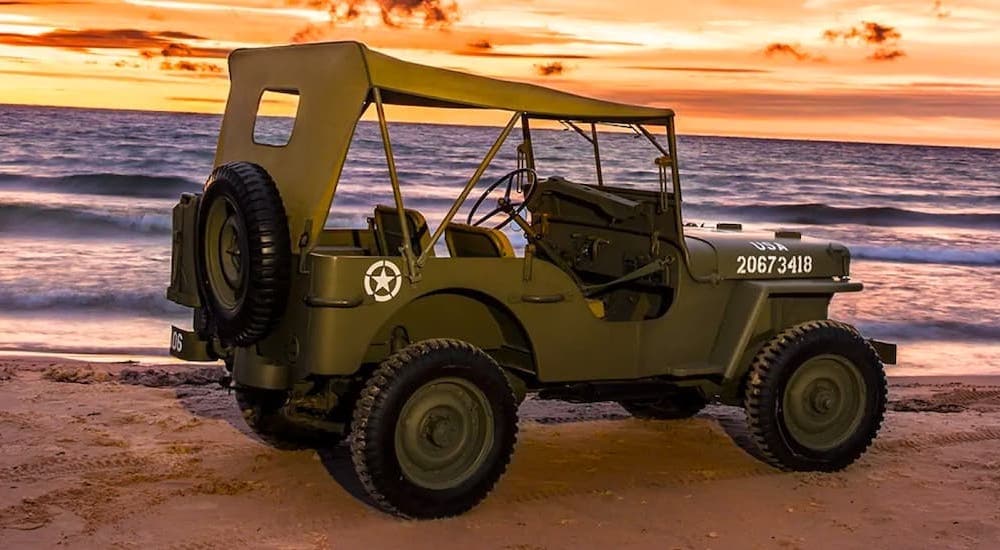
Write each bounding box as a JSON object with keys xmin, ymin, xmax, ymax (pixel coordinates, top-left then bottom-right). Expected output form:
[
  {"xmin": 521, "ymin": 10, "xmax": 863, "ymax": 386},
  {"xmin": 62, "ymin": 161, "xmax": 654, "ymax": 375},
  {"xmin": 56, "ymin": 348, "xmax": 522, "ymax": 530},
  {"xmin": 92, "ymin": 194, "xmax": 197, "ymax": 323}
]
[{"xmin": 716, "ymin": 279, "xmax": 863, "ymax": 383}]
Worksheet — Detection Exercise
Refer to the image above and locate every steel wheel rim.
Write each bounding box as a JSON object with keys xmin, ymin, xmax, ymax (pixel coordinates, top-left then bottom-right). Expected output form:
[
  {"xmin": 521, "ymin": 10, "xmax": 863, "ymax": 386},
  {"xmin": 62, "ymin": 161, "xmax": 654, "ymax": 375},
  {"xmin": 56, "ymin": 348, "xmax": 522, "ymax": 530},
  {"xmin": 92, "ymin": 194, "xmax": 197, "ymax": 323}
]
[
  {"xmin": 782, "ymin": 354, "xmax": 867, "ymax": 451},
  {"xmin": 395, "ymin": 376, "xmax": 495, "ymax": 490},
  {"xmin": 204, "ymin": 197, "xmax": 246, "ymax": 312}
]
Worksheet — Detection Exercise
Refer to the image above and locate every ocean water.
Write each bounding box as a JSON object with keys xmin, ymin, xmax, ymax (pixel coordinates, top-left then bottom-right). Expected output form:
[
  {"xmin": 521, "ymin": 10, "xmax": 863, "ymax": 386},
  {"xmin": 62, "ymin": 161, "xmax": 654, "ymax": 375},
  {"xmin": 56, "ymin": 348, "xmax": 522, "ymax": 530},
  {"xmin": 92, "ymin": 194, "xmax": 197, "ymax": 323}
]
[{"xmin": 0, "ymin": 104, "xmax": 997, "ymax": 375}]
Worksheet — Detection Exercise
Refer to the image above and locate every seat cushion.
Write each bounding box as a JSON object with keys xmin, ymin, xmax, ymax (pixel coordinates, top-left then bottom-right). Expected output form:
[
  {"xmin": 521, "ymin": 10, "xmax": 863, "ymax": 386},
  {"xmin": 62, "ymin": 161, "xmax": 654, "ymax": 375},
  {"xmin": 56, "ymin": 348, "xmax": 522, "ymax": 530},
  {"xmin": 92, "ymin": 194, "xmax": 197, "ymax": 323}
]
[{"xmin": 445, "ymin": 223, "xmax": 515, "ymax": 258}]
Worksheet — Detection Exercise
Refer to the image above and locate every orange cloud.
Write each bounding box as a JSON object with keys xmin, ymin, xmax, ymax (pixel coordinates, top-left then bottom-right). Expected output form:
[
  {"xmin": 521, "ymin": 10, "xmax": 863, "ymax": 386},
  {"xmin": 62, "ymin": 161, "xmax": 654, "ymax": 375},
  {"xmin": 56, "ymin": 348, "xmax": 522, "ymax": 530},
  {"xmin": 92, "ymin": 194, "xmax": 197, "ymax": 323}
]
[
  {"xmin": 823, "ymin": 21, "xmax": 905, "ymax": 62},
  {"xmin": 763, "ymin": 43, "xmax": 824, "ymax": 62},
  {"xmin": 290, "ymin": 0, "xmax": 459, "ymax": 42},
  {"xmin": 0, "ymin": 28, "xmax": 228, "ymax": 58},
  {"xmin": 869, "ymin": 48, "xmax": 905, "ymax": 62},
  {"xmin": 823, "ymin": 22, "xmax": 901, "ymax": 45},
  {"xmin": 159, "ymin": 59, "xmax": 223, "ymax": 75},
  {"xmin": 293, "ymin": 0, "xmax": 458, "ymax": 28},
  {"xmin": 149, "ymin": 41, "xmax": 229, "ymax": 59},
  {"xmin": 467, "ymin": 39, "xmax": 492, "ymax": 50},
  {"xmin": 534, "ymin": 61, "xmax": 566, "ymax": 76}
]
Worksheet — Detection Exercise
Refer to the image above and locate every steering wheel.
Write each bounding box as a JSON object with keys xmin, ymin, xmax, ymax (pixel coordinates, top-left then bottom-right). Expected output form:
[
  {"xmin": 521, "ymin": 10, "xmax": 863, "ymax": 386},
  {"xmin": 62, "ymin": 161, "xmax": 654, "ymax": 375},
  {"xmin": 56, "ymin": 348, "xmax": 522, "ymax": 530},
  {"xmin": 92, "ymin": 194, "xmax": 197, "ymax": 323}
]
[{"xmin": 466, "ymin": 168, "xmax": 538, "ymax": 230}]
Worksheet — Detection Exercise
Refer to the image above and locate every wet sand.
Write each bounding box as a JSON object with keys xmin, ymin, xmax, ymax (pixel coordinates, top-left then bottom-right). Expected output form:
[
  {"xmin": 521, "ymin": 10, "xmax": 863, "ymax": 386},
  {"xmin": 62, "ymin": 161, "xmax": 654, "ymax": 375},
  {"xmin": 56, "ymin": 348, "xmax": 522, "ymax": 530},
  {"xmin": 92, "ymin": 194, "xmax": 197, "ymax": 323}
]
[{"xmin": 2, "ymin": 356, "xmax": 999, "ymax": 549}]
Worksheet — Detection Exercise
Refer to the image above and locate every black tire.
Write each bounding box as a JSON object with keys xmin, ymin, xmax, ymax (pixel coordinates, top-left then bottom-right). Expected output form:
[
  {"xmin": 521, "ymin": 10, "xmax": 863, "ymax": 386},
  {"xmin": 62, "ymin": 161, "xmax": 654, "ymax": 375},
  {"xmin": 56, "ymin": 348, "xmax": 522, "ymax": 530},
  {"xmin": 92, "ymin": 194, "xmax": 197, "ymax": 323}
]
[
  {"xmin": 619, "ymin": 389, "xmax": 707, "ymax": 420},
  {"xmin": 350, "ymin": 339, "xmax": 518, "ymax": 518},
  {"xmin": 196, "ymin": 161, "xmax": 291, "ymax": 346},
  {"xmin": 235, "ymin": 387, "xmax": 342, "ymax": 450},
  {"xmin": 744, "ymin": 320, "xmax": 887, "ymax": 472}
]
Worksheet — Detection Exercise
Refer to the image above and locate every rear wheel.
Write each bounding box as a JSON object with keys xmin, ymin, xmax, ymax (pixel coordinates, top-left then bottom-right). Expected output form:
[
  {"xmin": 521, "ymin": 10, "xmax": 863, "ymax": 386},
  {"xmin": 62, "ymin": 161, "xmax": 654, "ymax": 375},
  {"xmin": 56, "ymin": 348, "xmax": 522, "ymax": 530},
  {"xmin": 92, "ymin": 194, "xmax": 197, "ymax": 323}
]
[
  {"xmin": 619, "ymin": 389, "xmax": 707, "ymax": 420},
  {"xmin": 235, "ymin": 387, "xmax": 343, "ymax": 450},
  {"xmin": 744, "ymin": 320, "xmax": 886, "ymax": 471},
  {"xmin": 350, "ymin": 339, "xmax": 518, "ymax": 518}
]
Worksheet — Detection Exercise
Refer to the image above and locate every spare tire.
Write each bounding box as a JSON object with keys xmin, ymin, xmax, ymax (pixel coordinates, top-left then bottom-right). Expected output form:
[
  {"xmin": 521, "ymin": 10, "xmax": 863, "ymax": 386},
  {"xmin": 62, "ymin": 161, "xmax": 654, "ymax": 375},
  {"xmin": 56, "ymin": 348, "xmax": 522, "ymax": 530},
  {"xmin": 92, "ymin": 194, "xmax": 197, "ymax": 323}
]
[{"xmin": 196, "ymin": 161, "xmax": 291, "ymax": 346}]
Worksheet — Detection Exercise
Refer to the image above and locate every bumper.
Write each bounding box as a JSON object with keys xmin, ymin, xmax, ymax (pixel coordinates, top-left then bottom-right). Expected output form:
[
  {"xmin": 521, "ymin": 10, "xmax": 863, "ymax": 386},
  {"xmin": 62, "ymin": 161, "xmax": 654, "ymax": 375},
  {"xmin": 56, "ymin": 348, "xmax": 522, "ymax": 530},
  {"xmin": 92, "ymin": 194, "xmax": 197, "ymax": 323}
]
[
  {"xmin": 868, "ymin": 339, "xmax": 897, "ymax": 365},
  {"xmin": 169, "ymin": 326, "xmax": 217, "ymax": 362}
]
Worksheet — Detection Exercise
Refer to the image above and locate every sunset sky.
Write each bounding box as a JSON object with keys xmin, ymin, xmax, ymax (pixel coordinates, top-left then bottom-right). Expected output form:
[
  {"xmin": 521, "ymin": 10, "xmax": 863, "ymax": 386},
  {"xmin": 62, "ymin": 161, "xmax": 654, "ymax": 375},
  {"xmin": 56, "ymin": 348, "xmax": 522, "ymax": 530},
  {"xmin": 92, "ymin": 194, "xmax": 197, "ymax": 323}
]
[{"xmin": 0, "ymin": 0, "xmax": 998, "ymax": 147}]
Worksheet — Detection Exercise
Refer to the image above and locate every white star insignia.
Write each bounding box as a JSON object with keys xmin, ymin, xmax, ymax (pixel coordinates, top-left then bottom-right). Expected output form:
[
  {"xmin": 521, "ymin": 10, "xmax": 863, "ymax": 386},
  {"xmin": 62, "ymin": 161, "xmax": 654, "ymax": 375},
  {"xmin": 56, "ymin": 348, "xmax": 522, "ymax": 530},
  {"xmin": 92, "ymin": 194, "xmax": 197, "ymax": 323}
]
[
  {"xmin": 363, "ymin": 260, "xmax": 403, "ymax": 302},
  {"xmin": 371, "ymin": 267, "xmax": 396, "ymax": 294}
]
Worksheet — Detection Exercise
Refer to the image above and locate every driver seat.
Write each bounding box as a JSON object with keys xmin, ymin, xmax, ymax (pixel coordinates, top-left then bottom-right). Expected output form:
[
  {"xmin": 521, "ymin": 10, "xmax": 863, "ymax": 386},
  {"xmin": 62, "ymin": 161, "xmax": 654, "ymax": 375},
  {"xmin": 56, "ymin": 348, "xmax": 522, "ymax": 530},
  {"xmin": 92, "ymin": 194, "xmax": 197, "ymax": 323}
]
[
  {"xmin": 445, "ymin": 223, "xmax": 515, "ymax": 258},
  {"xmin": 373, "ymin": 205, "xmax": 433, "ymax": 257}
]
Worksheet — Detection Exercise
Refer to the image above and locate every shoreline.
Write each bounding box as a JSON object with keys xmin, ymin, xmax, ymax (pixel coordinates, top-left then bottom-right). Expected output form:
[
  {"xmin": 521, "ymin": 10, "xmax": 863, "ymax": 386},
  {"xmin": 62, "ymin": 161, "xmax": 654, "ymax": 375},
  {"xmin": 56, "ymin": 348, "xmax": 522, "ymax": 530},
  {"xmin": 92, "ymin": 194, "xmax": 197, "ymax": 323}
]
[{"xmin": 2, "ymin": 349, "xmax": 996, "ymax": 378}]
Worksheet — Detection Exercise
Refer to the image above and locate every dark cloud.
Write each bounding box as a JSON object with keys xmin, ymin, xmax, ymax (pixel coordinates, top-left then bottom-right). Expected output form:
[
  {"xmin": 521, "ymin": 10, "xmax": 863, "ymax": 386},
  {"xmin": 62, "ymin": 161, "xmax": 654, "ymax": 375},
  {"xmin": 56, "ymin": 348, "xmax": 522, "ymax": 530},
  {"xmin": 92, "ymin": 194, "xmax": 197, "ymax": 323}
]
[
  {"xmin": 151, "ymin": 42, "xmax": 228, "ymax": 58},
  {"xmin": 763, "ymin": 43, "xmax": 824, "ymax": 62},
  {"xmin": 823, "ymin": 21, "xmax": 905, "ymax": 62},
  {"xmin": 159, "ymin": 59, "xmax": 223, "ymax": 75},
  {"xmin": 289, "ymin": 25, "xmax": 324, "ymax": 44},
  {"xmin": 869, "ymin": 48, "xmax": 905, "ymax": 62},
  {"xmin": 291, "ymin": 0, "xmax": 458, "ymax": 36},
  {"xmin": 823, "ymin": 22, "xmax": 901, "ymax": 44},
  {"xmin": 158, "ymin": 31, "xmax": 203, "ymax": 40},
  {"xmin": 468, "ymin": 39, "xmax": 492, "ymax": 50},
  {"xmin": 0, "ymin": 28, "xmax": 228, "ymax": 58},
  {"xmin": 626, "ymin": 65, "xmax": 770, "ymax": 74},
  {"xmin": 534, "ymin": 61, "xmax": 566, "ymax": 77}
]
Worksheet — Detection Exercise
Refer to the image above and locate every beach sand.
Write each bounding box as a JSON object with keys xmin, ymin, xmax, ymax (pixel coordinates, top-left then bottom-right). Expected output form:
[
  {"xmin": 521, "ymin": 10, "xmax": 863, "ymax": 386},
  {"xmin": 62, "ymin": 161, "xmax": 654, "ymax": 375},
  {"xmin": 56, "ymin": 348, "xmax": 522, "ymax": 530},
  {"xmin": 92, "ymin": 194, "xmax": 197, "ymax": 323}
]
[{"xmin": 2, "ymin": 356, "xmax": 999, "ymax": 549}]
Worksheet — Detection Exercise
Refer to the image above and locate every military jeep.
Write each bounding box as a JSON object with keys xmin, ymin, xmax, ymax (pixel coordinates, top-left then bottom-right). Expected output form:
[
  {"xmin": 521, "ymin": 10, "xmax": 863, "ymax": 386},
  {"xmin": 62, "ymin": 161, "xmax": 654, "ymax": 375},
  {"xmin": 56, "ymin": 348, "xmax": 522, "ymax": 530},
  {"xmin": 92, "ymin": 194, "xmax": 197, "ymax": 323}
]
[{"xmin": 167, "ymin": 41, "xmax": 896, "ymax": 518}]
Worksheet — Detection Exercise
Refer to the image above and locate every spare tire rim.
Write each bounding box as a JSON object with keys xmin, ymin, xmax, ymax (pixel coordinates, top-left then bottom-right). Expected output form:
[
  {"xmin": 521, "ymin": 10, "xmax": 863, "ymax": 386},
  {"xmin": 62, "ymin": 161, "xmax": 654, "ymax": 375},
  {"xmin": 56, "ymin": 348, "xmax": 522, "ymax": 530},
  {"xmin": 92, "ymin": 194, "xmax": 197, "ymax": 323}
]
[
  {"xmin": 203, "ymin": 197, "xmax": 247, "ymax": 312},
  {"xmin": 395, "ymin": 376, "xmax": 495, "ymax": 490},
  {"xmin": 782, "ymin": 354, "xmax": 867, "ymax": 451}
]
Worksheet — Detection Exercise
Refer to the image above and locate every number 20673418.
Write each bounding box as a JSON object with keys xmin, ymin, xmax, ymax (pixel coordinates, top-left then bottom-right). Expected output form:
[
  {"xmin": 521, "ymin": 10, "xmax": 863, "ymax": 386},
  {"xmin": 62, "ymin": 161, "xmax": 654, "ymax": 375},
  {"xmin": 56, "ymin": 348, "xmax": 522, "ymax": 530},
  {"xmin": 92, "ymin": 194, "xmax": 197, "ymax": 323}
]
[{"xmin": 736, "ymin": 255, "xmax": 813, "ymax": 275}]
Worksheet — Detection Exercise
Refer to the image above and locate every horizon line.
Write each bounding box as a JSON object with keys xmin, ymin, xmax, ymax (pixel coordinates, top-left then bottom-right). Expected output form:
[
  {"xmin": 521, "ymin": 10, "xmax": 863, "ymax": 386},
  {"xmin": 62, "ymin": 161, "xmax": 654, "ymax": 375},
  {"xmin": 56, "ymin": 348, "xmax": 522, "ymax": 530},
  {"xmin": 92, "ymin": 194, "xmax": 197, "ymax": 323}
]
[{"xmin": 1, "ymin": 101, "xmax": 997, "ymax": 152}]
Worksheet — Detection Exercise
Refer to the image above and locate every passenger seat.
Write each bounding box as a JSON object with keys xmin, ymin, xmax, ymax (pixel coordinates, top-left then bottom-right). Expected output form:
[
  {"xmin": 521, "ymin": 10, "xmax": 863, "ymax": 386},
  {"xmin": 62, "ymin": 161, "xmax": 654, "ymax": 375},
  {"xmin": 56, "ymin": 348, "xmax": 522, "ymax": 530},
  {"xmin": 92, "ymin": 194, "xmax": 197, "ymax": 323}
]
[{"xmin": 445, "ymin": 223, "xmax": 515, "ymax": 258}]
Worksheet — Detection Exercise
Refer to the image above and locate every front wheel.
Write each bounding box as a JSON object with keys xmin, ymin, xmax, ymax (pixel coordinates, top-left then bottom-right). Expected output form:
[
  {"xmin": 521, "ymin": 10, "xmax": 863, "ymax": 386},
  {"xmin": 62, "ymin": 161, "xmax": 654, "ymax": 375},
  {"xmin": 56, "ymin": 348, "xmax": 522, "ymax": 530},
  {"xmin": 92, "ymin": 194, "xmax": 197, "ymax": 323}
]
[
  {"xmin": 744, "ymin": 320, "xmax": 887, "ymax": 471},
  {"xmin": 349, "ymin": 339, "xmax": 518, "ymax": 518}
]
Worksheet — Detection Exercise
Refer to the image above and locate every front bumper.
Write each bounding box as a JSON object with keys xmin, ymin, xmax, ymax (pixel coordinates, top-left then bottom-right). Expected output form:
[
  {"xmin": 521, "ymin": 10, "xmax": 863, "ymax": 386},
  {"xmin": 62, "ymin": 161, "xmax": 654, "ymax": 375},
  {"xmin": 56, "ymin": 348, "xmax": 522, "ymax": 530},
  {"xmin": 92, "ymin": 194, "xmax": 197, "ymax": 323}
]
[{"xmin": 868, "ymin": 339, "xmax": 897, "ymax": 365}]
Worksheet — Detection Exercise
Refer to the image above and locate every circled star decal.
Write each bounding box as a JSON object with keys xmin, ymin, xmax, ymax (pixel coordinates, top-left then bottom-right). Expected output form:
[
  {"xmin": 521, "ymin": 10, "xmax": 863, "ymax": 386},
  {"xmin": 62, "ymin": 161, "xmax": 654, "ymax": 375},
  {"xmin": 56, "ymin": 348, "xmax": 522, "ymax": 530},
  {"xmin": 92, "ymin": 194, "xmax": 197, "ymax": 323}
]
[{"xmin": 364, "ymin": 260, "xmax": 402, "ymax": 302}]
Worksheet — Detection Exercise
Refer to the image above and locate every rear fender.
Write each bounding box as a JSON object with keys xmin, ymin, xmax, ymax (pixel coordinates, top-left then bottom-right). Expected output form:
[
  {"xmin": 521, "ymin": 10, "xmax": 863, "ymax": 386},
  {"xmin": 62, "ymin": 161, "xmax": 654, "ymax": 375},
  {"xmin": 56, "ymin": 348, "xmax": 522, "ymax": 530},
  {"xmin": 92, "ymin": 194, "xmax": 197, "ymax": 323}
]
[{"xmin": 365, "ymin": 290, "xmax": 537, "ymax": 376}]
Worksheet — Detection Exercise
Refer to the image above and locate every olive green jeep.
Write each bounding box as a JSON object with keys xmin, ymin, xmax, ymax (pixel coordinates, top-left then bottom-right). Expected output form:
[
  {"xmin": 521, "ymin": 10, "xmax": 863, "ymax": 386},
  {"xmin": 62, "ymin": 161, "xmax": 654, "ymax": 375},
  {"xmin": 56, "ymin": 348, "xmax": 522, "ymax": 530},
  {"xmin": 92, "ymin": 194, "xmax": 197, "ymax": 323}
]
[{"xmin": 167, "ymin": 41, "xmax": 896, "ymax": 518}]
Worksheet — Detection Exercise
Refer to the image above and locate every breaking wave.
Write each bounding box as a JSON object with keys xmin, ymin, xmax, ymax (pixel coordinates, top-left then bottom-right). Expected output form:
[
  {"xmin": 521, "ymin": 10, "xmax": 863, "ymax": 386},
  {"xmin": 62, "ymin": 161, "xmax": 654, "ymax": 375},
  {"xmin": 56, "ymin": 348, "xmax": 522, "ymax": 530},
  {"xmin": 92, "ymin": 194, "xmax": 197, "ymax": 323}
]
[
  {"xmin": 855, "ymin": 320, "xmax": 1000, "ymax": 342},
  {"xmin": 0, "ymin": 173, "xmax": 199, "ymax": 199},
  {"xmin": 851, "ymin": 245, "xmax": 1000, "ymax": 267},
  {"xmin": 0, "ymin": 288, "xmax": 185, "ymax": 315},
  {"xmin": 0, "ymin": 203, "xmax": 171, "ymax": 237},
  {"xmin": 0, "ymin": 342, "xmax": 171, "ymax": 356},
  {"xmin": 688, "ymin": 202, "xmax": 1000, "ymax": 229}
]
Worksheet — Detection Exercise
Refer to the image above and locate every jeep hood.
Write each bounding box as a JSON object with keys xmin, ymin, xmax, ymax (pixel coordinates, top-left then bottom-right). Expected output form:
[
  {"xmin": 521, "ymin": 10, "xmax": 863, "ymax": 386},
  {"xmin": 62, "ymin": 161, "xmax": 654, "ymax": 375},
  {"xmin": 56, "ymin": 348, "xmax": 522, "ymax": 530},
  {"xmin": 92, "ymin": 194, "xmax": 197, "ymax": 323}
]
[{"xmin": 683, "ymin": 227, "xmax": 851, "ymax": 281}]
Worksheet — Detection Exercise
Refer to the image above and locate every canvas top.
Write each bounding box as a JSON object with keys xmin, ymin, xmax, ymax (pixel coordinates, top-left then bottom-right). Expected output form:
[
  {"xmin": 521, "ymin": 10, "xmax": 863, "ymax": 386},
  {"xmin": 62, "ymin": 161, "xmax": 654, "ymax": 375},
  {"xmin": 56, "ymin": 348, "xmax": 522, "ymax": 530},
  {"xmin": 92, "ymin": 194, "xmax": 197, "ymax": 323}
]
[{"xmin": 229, "ymin": 41, "xmax": 673, "ymax": 122}]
